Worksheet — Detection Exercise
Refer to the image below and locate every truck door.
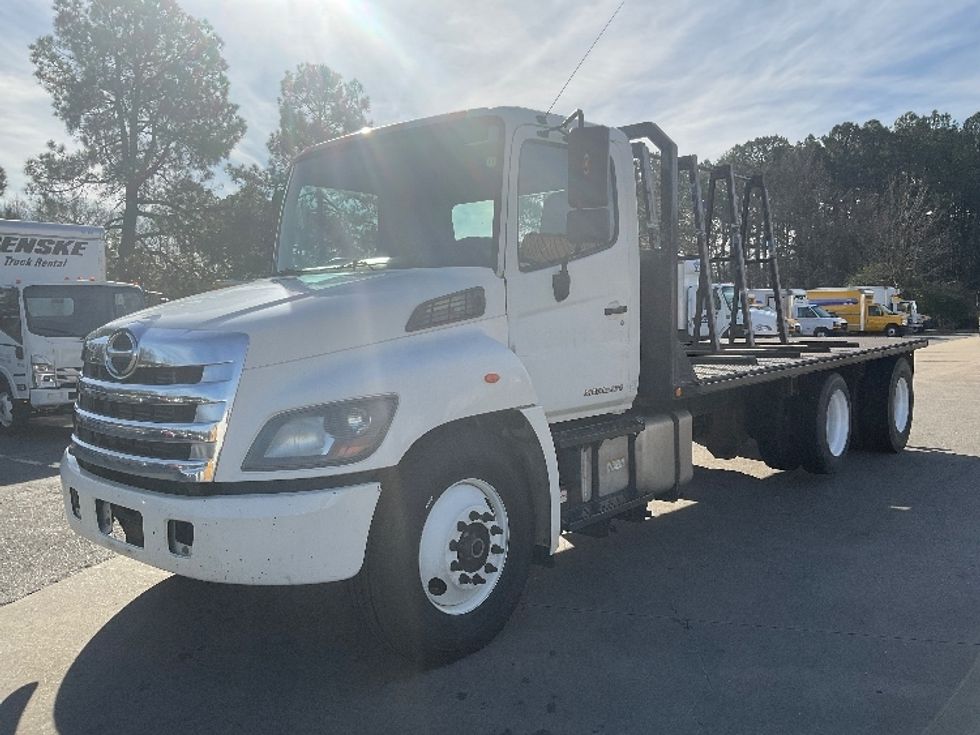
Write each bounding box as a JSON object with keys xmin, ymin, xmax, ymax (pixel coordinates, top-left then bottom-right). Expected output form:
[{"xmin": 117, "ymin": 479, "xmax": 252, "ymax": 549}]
[{"xmin": 504, "ymin": 129, "xmax": 637, "ymax": 422}]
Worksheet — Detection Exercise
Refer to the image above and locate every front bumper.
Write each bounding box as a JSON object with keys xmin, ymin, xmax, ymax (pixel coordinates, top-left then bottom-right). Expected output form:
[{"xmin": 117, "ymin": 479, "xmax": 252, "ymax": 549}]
[
  {"xmin": 31, "ymin": 387, "xmax": 77, "ymax": 408},
  {"xmin": 61, "ymin": 451, "xmax": 381, "ymax": 585}
]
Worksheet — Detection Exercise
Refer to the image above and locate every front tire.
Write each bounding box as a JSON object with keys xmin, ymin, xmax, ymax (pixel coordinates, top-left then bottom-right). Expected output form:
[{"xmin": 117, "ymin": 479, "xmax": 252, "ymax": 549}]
[
  {"xmin": 813, "ymin": 327, "xmax": 828, "ymax": 338},
  {"xmin": 0, "ymin": 381, "xmax": 29, "ymax": 435},
  {"xmin": 799, "ymin": 373, "xmax": 852, "ymax": 474},
  {"xmin": 884, "ymin": 324, "xmax": 901, "ymax": 337},
  {"xmin": 354, "ymin": 433, "xmax": 533, "ymax": 666}
]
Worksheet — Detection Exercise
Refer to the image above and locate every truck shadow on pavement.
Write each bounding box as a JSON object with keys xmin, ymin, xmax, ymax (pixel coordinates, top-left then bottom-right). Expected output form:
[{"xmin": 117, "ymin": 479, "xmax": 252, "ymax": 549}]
[{"xmin": 52, "ymin": 446, "xmax": 980, "ymax": 735}]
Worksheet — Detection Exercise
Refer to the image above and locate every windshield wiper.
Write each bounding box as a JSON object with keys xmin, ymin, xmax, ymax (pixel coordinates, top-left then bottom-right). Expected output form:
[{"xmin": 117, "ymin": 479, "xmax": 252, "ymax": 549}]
[
  {"xmin": 277, "ymin": 259, "xmax": 387, "ymax": 277},
  {"xmin": 275, "ymin": 264, "xmax": 347, "ymax": 277}
]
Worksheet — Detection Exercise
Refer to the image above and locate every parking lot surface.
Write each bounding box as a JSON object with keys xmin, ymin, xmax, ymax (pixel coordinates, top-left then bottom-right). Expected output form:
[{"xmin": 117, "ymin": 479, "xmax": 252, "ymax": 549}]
[{"xmin": 1, "ymin": 335, "xmax": 980, "ymax": 734}]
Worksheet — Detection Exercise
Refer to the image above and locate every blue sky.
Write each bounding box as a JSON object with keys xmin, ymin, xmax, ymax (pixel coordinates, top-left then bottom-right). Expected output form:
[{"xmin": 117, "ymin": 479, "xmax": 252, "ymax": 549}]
[{"xmin": 2, "ymin": 0, "xmax": 979, "ymax": 196}]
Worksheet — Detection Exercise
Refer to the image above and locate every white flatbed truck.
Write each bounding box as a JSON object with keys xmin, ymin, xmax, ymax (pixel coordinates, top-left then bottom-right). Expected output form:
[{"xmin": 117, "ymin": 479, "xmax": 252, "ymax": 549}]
[{"xmin": 60, "ymin": 108, "xmax": 926, "ymax": 664}]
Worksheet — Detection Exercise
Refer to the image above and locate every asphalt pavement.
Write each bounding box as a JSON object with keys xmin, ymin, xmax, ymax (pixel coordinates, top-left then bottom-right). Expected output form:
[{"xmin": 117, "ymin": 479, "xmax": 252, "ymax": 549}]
[{"xmin": 2, "ymin": 335, "xmax": 980, "ymax": 734}]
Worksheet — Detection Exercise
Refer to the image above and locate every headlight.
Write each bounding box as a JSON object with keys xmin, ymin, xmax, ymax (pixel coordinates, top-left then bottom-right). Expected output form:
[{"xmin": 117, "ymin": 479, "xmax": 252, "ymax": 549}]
[
  {"xmin": 31, "ymin": 356, "xmax": 57, "ymax": 388},
  {"xmin": 243, "ymin": 395, "xmax": 397, "ymax": 470}
]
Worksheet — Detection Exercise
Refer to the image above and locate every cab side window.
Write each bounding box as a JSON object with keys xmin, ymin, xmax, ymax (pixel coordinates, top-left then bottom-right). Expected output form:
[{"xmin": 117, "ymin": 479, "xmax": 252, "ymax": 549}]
[
  {"xmin": 517, "ymin": 141, "xmax": 616, "ymax": 271},
  {"xmin": 0, "ymin": 288, "xmax": 22, "ymax": 343}
]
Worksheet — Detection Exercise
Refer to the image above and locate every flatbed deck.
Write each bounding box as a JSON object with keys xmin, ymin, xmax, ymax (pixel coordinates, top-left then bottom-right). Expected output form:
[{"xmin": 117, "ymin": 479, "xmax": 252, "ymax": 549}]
[{"xmin": 686, "ymin": 336, "xmax": 928, "ymax": 394}]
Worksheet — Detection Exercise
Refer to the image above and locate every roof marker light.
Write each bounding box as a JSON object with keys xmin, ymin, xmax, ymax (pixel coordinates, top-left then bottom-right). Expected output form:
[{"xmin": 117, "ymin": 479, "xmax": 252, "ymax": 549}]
[{"xmin": 484, "ymin": 373, "xmax": 500, "ymax": 384}]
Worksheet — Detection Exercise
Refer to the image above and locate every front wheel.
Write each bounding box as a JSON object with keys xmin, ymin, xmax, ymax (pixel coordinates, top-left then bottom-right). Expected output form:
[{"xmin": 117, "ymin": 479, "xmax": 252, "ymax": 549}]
[
  {"xmin": 0, "ymin": 382, "xmax": 29, "ymax": 435},
  {"xmin": 813, "ymin": 327, "xmax": 828, "ymax": 338},
  {"xmin": 353, "ymin": 435, "xmax": 533, "ymax": 666},
  {"xmin": 884, "ymin": 324, "xmax": 901, "ymax": 337}
]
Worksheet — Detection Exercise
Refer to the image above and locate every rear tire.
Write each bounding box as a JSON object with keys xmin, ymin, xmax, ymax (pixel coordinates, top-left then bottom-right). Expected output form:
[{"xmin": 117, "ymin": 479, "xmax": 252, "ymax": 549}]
[
  {"xmin": 859, "ymin": 357, "xmax": 913, "ymax": 453},
  {"xmin": 799, "ymin": 373, "xmax": 852, "ymax": 474},
  {"xmin": 0, "ymin": 380, "xmax": 29, "ymax": 435},
  {"xmin": 353, "ymin": 433, "xmax": 533, "ymax": 666}
]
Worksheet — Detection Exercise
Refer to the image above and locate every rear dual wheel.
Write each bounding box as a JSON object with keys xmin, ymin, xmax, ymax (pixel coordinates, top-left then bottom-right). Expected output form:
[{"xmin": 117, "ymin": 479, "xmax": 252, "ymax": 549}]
[
  {"xmin": 798, "ymin": 372, "xmax": 852, "ymax": 474},
  {"xmin": 756, "ymin": 372, "xmax": 851, "ymax": 474},
  {"xmin": 859, "ymin": 357, "xmax": 913, "ymax": 453},
  {"xmin": 354, "ymin": 436, "xmax": 533, "ymax": 666}
]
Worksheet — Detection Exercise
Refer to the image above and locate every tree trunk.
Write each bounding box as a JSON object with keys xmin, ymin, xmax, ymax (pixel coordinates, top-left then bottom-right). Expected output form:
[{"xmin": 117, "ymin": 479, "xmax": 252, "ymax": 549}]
[{"xmin": 118, "ymin": 182, "xmax": 140, "ymax": 280}]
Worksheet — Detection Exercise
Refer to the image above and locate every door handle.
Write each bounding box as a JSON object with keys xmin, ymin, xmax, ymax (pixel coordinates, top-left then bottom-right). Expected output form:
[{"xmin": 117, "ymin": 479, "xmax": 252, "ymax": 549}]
[{"xmin": 604, "ymin": 304, "xmax": 628, "ymax": 316}]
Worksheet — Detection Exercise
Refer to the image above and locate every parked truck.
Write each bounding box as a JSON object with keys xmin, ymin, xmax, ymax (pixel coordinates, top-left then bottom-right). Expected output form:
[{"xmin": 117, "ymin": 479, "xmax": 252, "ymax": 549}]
[
  {"xmin": 748, "ymin": 288, "xmax": 847, "ymax": 336},
  {"xmin": 0, "ymin": 219, "xmax": 145, "ymax": 432},
  {"xmin": 61, "ymin": 109, "xmax": 926, "ymax": 664},
  {"xmin": 852, "ymin": 285, "xmax": 928, "ymax": 333},
  {"xmin": 679, "ymin": 262, "xmax": 799, "ymax": 338},
  {"xmin": 807, "ymin": 288, "xmax": 908, "ymax": 336}
]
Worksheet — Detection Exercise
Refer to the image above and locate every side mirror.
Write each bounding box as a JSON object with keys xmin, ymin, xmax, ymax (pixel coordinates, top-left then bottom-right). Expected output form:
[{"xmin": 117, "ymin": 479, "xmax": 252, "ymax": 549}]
[
  {"xmin": 567, "ymin": 125, "xmax": 613, "ymax": 245},
  {"xmin": 567, "ymin": 126, "xmax": 610, "ymax": 209}
]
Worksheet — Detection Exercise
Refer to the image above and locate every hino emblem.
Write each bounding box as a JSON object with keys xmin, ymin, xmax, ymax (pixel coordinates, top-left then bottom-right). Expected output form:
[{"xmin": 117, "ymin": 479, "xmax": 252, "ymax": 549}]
[{"xmin": 103, "ymin": 329, "xmax": 140, "ymax": 379}]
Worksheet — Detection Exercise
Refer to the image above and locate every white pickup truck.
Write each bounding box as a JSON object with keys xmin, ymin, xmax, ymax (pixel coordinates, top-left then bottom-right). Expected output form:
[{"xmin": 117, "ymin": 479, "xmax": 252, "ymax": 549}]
[{"xmin": 61, "ymin": 108, "xmax": 926, "ymax": 664}]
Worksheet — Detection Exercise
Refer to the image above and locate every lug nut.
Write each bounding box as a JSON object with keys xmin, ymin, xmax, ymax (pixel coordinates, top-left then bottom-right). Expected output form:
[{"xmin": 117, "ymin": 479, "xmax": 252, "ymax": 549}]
[
  {"xmin": 450, "ymin": 561, "xmax": 462, "ymax": 571},
  {"xmin": 448, "ymin": 539, "xmax": 459, "ymax": 552},
  {"xmin": 472, "ymin": 574, "xmax": 486, "ymax": 585},
  {"xmin": 481, "ymin": 512, "xmax": 494, "ymax": 522},
  {"xmin": 469, "ymin": 511, "xmax": 481, "ymax": 521},
  {"xmin": 484, "ymin": 563, "xmax": 497, "ymax": 573},
  {"xmin": 428, "ymin": 577, "xmax": 447, "ymax": 596},
  {"xmin": 491, "ymin": 544, "xmax": 504, "ymax": 555},
  {"xmin": 458, "ymin": 573, "xmax": 471, "ymax": 585},
  {"xmin": 490, "ymin": 525, "xmax": 503, "ymax": 536},
  {"xmin": 457, "ymin": 521, "xmax": 468, "ymax": 532}
]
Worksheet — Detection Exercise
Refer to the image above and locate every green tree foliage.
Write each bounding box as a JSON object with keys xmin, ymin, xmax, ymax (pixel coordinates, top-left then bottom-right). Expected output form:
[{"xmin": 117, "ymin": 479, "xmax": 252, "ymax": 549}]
[
  {"xmin": 28, "ymin": 0, "xmax": 245, "ymax": 277},
  {"xmin": 710, "ymin": 111, "xmax": 980, "ymax": 325},
  {"xmin": 214, "ymin": 63, "xmax": 373, "ymax": 283},
  {"xmin": 266, "ymin": 63, "xmax": 371, "ymax": 183}
]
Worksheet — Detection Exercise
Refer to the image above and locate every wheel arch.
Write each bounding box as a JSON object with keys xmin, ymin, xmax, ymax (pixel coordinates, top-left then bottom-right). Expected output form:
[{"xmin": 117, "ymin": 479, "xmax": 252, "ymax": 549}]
[{"xmin": 397, "ymin": 407, "xmax": 559, "ymax": 555}]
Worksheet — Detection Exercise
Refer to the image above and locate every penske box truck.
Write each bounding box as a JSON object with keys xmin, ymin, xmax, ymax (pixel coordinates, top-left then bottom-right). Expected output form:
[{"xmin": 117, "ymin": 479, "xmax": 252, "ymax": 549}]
[
  {"xmin": 60, "ymin": 109, "xmax": 926, "ymax": 664},
  {"xmin": 0, "ymin": 219, "xmax": 145, "ymax": 431}
]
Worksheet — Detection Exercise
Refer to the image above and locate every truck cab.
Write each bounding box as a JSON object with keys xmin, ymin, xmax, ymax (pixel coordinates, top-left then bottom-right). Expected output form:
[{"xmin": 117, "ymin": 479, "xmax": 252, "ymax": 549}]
[{"xmin": 0, "ymin": 220, "xmax": 145, "ymax": 431}]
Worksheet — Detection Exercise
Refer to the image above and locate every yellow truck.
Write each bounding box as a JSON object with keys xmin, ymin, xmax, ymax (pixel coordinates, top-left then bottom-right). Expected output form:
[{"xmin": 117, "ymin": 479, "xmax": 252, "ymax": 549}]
[{"xmin": 806, "ymin": 288, "xmax": 908, "ymax": 336}]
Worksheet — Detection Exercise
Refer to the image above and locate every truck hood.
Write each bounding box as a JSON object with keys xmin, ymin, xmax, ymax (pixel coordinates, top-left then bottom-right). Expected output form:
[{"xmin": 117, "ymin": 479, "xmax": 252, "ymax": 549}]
[{"xmin": 108, "ymin": 268, "xmax": 505, "ymax": 369}]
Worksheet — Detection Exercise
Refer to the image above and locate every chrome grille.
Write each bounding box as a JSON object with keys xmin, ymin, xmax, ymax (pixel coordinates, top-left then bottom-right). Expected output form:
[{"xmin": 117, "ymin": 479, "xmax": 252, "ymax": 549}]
[{"xmin": 71, "ymin": 328, "xmax": 247, "ymax": 482}]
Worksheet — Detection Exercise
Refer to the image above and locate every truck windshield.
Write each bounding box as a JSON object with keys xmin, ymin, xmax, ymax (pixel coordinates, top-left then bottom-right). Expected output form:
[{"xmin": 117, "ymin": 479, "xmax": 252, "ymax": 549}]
[
  {"xmin": 811, "ymin": 306, "xmax": 835, "ymax": 318},
  {"xmin": 277, "ymin": 117, "xmax": 504, "ymax": 275},
  {"xmin": 23, "ymin": 285, "xmax": 145, "ymax": 338}
]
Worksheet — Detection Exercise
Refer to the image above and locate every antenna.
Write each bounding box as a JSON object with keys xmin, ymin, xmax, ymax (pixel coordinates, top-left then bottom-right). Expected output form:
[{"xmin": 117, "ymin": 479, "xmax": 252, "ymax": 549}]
[{"xmin": 545, "ymin": 0, "xmax": 626, "ymax": 115}]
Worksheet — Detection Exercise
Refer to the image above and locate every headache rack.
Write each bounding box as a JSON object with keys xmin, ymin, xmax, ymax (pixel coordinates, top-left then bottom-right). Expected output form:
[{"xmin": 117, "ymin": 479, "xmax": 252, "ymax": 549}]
[{"xmin": 620, "ymin": 119, "xmax": 927, "ymax": 409}]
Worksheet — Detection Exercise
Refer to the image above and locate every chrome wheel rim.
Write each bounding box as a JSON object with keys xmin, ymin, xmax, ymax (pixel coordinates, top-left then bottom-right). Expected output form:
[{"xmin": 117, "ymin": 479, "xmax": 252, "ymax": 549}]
[
  {"xmin": 418, "ymin": 477, "xmax": 509, "ymax": 615},
  {"xmin": 825, "ymin": 388, "xmax": 850, "ymax": 457},
  {"xmin": 893, "ymin": 377, "xmax": 910, "ymax": 433}
]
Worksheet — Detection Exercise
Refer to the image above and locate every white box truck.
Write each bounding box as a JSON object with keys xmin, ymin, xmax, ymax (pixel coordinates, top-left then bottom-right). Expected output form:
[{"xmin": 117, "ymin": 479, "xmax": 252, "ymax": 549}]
[
  {"xmin": 60, "ymin": 109, "xmax": 926, "ymax": 664},
  {"xmin": 0, "ymin": 219, "xmax": 145, "ymax": 431},
  {"xmin": 678, "ymin": 261, "xmax": 798, "ymax": 338}
]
